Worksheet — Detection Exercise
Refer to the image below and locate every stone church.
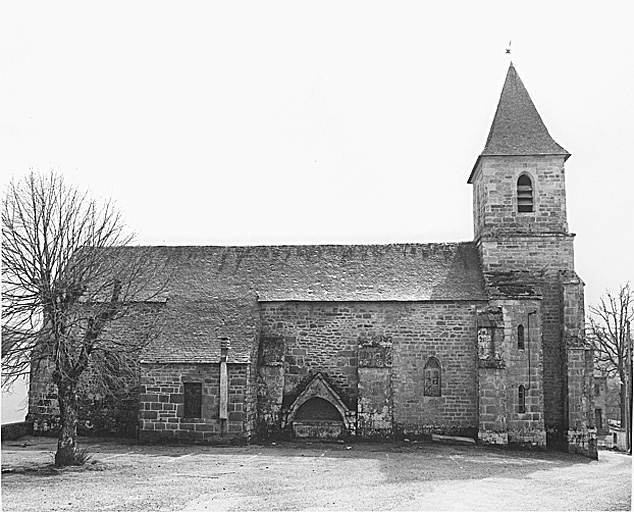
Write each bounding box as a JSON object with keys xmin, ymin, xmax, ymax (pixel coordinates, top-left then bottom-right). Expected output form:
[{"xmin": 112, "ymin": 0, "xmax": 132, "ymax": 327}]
[{"xmin": 28, "ymin": 63, "xmax": 597, "ymax": 458}]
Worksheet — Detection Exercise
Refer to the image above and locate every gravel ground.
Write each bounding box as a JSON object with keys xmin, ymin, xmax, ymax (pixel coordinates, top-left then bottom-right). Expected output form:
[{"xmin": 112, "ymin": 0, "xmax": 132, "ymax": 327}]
[{"xmin": 1, "ymin": 436, "xmax": 631, "ymax": 511}]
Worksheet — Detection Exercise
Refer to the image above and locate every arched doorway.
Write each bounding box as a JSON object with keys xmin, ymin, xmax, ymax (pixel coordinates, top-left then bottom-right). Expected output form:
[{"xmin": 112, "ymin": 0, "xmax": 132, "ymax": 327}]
[{"xmin": 284, "ymin": 373, "xmax": 352, "ymax": 440}]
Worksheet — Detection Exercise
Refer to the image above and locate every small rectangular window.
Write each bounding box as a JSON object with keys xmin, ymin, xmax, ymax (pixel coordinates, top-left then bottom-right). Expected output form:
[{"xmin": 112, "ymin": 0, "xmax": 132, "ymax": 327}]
[{"xmin": 184, "ymin": 383, "xmax": 202, "ymax": 418}]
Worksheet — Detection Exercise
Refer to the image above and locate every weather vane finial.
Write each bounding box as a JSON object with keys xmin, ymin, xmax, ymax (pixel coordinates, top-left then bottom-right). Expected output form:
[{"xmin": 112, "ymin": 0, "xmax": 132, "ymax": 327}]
[{"xmin": 506, "ymin": 40, "xmax": 512, "ymax": 55}]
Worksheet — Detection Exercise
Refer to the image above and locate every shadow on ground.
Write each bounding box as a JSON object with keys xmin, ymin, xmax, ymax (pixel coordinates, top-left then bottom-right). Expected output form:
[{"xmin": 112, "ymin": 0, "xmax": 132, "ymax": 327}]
[{"xmin": 2, "ymin": 435, "xmax": 593, "ymax": 483}]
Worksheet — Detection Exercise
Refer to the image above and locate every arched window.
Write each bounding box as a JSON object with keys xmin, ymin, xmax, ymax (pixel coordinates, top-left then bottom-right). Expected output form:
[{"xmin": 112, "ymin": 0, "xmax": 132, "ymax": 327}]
[
  {"xmin": 517, "ymin": 174, "xmax": 534, "ymax": 213},
  {"xmin": 517, "ymin": 324, "xmax": 525, "ymax": 350},
  {"xmin": 424, "ymin": 357, "xmax": 441, "ymax": 397},
  {"xmin": 518, "ymin": 385, "xmax": 526, "ymax": 414}
]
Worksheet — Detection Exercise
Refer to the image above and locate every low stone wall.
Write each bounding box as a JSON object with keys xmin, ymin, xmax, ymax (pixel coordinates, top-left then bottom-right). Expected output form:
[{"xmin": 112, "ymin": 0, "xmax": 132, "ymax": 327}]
[
  {"xmin": 567, "ymin": 427, "xmax": 598, "ymax": 459},
  {"xmin": 1, "ymin": 421, "xmax": 34, "ymax": 441},
  {"xmin": 293, "ymin": 421, "xmax": 345, "ymax": 439}
]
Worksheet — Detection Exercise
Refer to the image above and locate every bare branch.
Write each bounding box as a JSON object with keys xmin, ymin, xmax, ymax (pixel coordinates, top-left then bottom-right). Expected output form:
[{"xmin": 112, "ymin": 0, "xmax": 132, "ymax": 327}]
[
  {"xmin": 2, "ymin": 170, "xmax": 169, "ymax": 465},
  {"xmin": 588, "ymin": 283, "xmax": 633, "ymax": 426}
]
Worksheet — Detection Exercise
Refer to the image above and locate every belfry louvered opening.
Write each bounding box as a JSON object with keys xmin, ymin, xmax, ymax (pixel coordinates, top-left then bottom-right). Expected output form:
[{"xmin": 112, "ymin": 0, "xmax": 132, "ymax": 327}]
[{"xmin": 517, "ymin": 174, "xmax": 534, "ymax": 212}]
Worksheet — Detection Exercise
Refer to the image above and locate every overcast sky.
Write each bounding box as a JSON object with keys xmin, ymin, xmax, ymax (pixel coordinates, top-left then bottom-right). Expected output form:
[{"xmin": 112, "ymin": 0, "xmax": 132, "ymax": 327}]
[{"xmin": 1, "ymin": 1, "xmax": 632, "ymax": 312}]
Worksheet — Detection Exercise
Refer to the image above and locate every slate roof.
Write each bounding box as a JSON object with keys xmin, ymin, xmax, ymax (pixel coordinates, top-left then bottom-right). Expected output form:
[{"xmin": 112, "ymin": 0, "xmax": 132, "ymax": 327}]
[
  {"xmin": 141, "ymin": 297, "xmax": 259, "ymax": 364},
  {"xmin": 469, "ymin": 63, "xmax": 570, "ymax": 183},
  {"xmin": 130, "ymin": 242, "xmax": 486, "ymax": 364}
]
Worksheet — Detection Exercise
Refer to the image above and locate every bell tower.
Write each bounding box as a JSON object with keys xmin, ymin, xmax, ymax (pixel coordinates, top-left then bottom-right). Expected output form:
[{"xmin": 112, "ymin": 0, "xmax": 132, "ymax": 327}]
[
  {"xmin": 470, "ymin": 63, "xmax": 596, "ymax": 457},
  {"xmin": 468, "ymin": 63, "xmax": 571, "ymax": 243}
]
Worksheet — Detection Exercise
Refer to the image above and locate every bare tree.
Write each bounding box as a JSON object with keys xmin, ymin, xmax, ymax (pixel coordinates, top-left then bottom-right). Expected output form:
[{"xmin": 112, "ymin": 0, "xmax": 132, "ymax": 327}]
[
  {"xmin": 588, "ymin": 283, "xmax": 633, "ymax": 448},
  {"xmin": 2, "ymin": 171, "xmax": 165, "ymax": 466}
]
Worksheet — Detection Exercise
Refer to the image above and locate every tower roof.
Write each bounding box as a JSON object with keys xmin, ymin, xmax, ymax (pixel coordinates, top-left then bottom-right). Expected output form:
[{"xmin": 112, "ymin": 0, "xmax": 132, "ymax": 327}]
[{"xmin": 468, "ymin": 63, "xmax": 570, "ymax": 183}]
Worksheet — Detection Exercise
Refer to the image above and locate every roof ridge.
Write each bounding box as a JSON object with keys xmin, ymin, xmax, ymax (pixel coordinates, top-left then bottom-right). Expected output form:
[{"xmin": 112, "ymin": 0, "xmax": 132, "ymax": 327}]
[{"xmin": 114, "ymin": 241, "xmax": 477, "ymax": 251}]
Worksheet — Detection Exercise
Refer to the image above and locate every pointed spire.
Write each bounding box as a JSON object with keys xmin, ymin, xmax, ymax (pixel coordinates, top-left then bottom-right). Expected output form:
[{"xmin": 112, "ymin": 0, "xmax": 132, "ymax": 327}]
[
  {"xmin": 483, "ymin": 63, "xmax": 569, "ymax": 158},
  {"xmin": 469, "ymin": 64, "xmax": 569, "ymax": 182}
]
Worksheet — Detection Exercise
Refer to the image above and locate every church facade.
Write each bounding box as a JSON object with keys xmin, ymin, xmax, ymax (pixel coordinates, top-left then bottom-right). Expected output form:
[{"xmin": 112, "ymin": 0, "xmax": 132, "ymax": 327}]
[{"xmin": 28, "ymin": 64, "xmax": 597, "ymax": 457}]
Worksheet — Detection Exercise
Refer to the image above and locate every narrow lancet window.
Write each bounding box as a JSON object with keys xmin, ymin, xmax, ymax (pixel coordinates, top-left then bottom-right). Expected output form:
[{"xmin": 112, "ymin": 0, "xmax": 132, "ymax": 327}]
[
  {"xmin": 424, "ymin": 357, "xmax": 441, "ymax": 397},
  {"xmin": 518, "ymin": 385, "xmax": 526, "ymax": 414},
  {"xmin": 517, "ymin": 174, "xmax": 534, "ymax": 212},
  {"xmin": 518, "ymin": 324, "xmax": 525, "ymax": 350}
]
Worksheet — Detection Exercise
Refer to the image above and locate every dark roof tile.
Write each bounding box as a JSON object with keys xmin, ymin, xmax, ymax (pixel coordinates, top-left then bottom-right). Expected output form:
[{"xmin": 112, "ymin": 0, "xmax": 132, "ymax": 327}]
[{"xmin": 483, "ymin": 63, "xmax": 569, "ymax": 157}]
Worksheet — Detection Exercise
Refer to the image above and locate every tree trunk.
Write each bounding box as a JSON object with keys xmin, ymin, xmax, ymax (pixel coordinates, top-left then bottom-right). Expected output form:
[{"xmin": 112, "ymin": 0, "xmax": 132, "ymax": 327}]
[{"xmin": 54, "ymin": 379, "xmax": 79, "ymax": 466}]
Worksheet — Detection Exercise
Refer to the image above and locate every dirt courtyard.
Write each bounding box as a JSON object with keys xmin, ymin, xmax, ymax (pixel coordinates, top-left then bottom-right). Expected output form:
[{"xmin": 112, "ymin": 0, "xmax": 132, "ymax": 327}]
[{"xmin": 1, "ymin": 436, "xmax": 631, "ymax": 511}]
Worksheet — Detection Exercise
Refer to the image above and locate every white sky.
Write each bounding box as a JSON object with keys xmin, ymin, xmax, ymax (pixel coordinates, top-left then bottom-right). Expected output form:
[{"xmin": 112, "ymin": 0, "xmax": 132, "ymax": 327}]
[{"xmin": 1, "ymin": 1, "xmax": 632, "ymax": 312}]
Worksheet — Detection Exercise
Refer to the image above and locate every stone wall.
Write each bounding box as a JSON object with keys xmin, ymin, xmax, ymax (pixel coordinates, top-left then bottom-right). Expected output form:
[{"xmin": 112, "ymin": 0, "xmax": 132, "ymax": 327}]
[
  {"xmin": 476, "ymin": 301, "xmax": 546, "ymax": 447},
  {"xmin": 28, "ymin": 358, "xmax": 59, "ymax": 434},
  {"xmin": 472, "ymin": 151, "xmax": 594, "ymax": 456},
  {"xmin": 562, "ymin": 274, "xmax": 597, "ymax": 458},
  {"xmin": 477, "ymin": 236, "xmax": 575, "ymax": 444},
  {"xmin": 256, "ymin": 349, "xmax": 285, "ymax": 438},
  {"xmin": 259, "ymin": 301, "xmax": 482, "ymax": 439},
  {"xmin": 30, "ymin": 358, "xmax": 253, "ymax": 443},
  {"xmin": 471, "ymin": 150, "xmax": 580, "ymax": 447},
  {"xmin": 478, "ymin": 369, "xmax": 508, "ymax": 444},
  {"xmin": 244, "ymin": 341, "xmax": 260, "ymax": 440},
  {"xmin": 477, "ymin": 306, "xmax": 507, "ymax": 443},
  {"xmin": 564, "ymin": 348, "xmax": 597, "ymax": 458},
  {"xmin": 138, "ymin": 362, "xmax": 250, "ymax": 443},
  {"xmin": 478, "ymin": 236, "xmax": 575, "ymax": 273},
  {"xmin": 358, "ymin": 345, "xmax": 393, "ymax": 439},
  {"xmin": 28, "ymin": 357, "xmax": 139, "ymax": 437},
  {"xmin": 27, "ymin": 303, "xmax": 161, "ymax": 437},
  {"xmin": 471, "ymin": 155, "xmax": 569, "ymax": 240},
  {"xmin": 497, "ymin": 301, "xmax": 545, "ymax": 445},
  {"xmin": 390, "ymin": 303, "xmax": 479, "ymax": 437}
]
